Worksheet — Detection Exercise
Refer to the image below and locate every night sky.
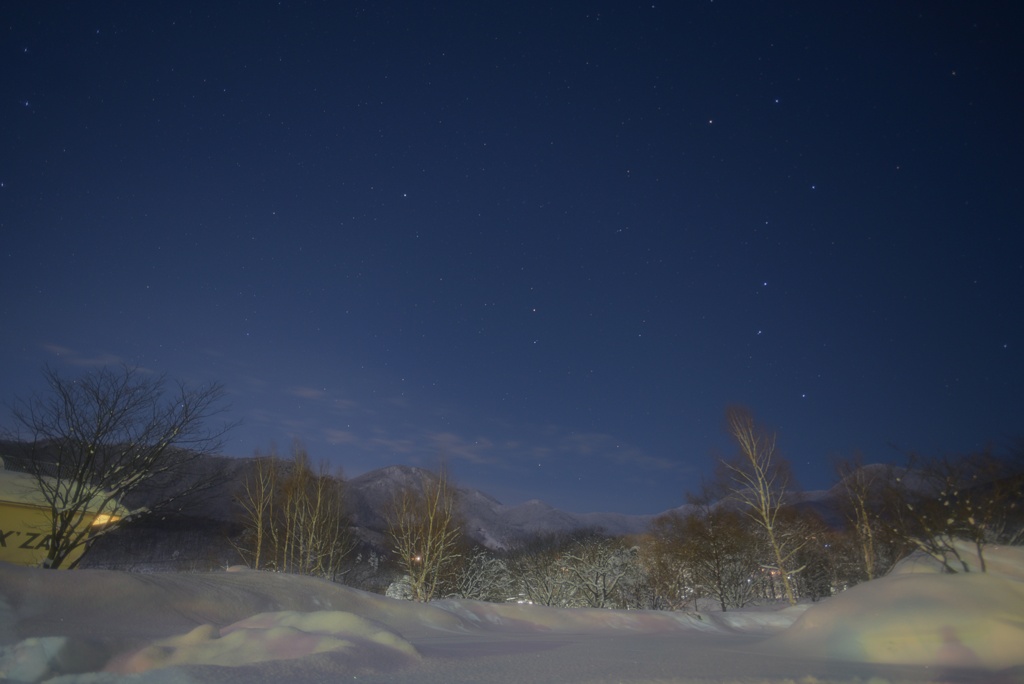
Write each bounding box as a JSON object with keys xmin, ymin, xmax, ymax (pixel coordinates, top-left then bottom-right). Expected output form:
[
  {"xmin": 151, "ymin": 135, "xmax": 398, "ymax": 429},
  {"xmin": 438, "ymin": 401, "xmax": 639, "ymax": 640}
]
[{"xmin": 3, "ymin": 2, "xmax": 1022, "ymax": 515}]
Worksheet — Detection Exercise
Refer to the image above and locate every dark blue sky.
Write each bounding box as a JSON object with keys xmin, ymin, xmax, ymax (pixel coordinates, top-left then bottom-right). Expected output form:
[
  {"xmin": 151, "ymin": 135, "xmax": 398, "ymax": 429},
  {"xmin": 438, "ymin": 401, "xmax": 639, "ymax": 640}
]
[{"xmin": 3, "ymin": 2, "xmax": 1022, "ymax": 514}]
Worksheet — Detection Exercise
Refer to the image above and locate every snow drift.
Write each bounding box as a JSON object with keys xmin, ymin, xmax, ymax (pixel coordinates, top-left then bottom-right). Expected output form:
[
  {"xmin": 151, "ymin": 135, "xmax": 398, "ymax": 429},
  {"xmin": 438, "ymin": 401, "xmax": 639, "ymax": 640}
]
[
  {"xmin": 2, "ymin": 544, "xmax": 1023, "ymax": 683},
  {"xmin": 765, "ymin": 541, "xmax": 1024, "ymax": 670}
]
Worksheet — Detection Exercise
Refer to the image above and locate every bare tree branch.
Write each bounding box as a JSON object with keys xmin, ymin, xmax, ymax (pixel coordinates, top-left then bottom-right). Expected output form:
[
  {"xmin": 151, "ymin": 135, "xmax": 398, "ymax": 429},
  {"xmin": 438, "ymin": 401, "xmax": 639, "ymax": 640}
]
[{"xmin": 5, "ymin": 365, "xmax": 235, "ymax": 568}]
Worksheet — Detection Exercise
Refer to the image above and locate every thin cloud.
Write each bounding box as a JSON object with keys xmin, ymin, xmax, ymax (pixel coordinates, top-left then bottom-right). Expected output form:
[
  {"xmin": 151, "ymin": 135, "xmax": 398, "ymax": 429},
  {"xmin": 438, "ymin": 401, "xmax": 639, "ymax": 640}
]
[
  {"xmin": 288, "ymin": 386, "xmax": 328, "ymax": 400},
  {"xmin": 43, "ymin": 343, "xmax": 75, "ymax": 357},
  {"xmin": 558, "ymin": 431, "xmax": 678, "ymax": 471},
  {"xmin": 365, "ymin": 436, "xmax": 418, "ymax": 454},
  {"xmin": 332, "ymin": 398, "xmax": 360, "ymax": 412},
  {"xmin": 324, "ymin": 428, "xmax": 359, "ymax": 445},
  {"xmin": 42, "ymin": 343, "xmax": 128, "ymax": 368},
  {"xmin": 284, "ymin": 385, "xmax": 361, "ymax": 413},
  {"xmin": 426, "ymin": 432, "xmax": 499, "ymax": 465}
]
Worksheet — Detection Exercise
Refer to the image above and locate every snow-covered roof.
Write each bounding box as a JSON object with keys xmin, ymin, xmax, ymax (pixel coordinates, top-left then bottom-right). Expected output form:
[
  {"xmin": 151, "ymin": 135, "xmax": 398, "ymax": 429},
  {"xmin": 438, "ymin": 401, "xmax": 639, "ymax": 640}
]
[
  {"xmin": 0, "ymin": 466, "xmax": 125, "ymax": 514},
  {"xmin": 0, "ymin": 466, "xmax": 51, "ymax": 508}
]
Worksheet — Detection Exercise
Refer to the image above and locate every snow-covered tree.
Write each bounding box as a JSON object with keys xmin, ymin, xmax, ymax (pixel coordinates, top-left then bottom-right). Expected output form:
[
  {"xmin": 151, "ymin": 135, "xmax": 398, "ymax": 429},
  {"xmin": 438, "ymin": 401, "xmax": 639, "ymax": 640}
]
[
  {"xmin": 507, "ymin": 532, "xmax": 645, "ymax": 609},
  {"xmin": 508, "ymin": 539, "xmax": 574, "ymax": 607},
  {"xmin": 450, "ymin": 548, "xmax": 515, "ymax": 602},
  {"xmin": 561, "ymin": 536, "xmax": 641, "ymax": 609}
]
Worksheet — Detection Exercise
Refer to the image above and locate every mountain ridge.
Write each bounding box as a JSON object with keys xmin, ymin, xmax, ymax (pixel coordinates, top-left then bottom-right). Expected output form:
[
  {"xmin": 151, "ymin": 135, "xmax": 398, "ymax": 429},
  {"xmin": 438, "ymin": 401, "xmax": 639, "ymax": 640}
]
[{"xmin": 345, "ymin": 464, "xmax": 663, "ymax": 550}]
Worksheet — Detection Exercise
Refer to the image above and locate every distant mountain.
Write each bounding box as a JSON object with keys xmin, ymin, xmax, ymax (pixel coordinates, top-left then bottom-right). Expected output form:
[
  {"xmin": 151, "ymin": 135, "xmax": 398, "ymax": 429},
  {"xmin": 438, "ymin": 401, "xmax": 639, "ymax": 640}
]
[{"xmin": 345, "ymin": 465, "xmax": 658, "ymax": 550}]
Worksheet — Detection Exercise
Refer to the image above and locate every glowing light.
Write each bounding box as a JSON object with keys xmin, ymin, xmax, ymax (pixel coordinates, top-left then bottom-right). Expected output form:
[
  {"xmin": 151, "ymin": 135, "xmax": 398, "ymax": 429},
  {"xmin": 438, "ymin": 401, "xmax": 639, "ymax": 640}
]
[{"xmin": 91, "ymin": 513, "xmax": 121, "ymax": 526}]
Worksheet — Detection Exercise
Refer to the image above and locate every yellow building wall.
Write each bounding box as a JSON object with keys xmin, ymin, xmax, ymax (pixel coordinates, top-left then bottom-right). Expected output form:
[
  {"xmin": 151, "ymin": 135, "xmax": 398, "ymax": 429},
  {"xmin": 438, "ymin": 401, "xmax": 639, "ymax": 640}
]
[
  {"xmin": 0, "ymin": 466, "xmax": 121, "ymax": 568},
  {"xmin": 0, "ymin": 500, "xmax": 92, "ymax": 567}
]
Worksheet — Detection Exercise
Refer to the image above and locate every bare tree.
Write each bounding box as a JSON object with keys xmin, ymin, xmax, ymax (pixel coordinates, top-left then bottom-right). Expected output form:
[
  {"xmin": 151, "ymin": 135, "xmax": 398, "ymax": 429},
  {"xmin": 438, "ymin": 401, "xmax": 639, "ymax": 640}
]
[
  {"xmin": 277, "ymin": 444, "xmax": 352, "ymax": 578},
  {"xmin": 835, "ymin": 454, "xmax": 879, "ymax": 580},
  {"xmin": 720, "ymin": 406, "xmax": 803, "ymax": 605},
  {"xmin": 887, "ymin": 449, "xmax": 1024, "ymax": 573},
  {"xmin": 385, "ymin": 467, "xmax": 463, "ymax": 601},
  {"xmin": 234, "ymin": 441, "xmax": 353, "ymax": 579},
  {"xmin": 787, "ymin": 508, "xmax": 835, "ymax": 601},
  {"xmin": 639, "ymin": 516, "xmax": 693, "ymax": 611},
  {"xmin": 833, "ymin": 455, "xmax": 906, "ymax": 581},
  {"xmin": 678, "ymin": 492, "xmax": 764, "ymax": 611},
  {"xmin": 6, "ymin": 365, "xmax": 233, "ymax": 569},
  {"xmin": 234, "ymin": 453, "xmax": 277, "ymax": 571}
]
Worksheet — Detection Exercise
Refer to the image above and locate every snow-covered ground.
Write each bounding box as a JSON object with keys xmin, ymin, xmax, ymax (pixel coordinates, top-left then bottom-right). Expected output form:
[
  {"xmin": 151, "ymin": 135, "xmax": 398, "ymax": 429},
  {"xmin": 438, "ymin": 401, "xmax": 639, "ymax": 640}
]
[{"xmin": 2, "ymin": 543, "xmax": 1023, "ymax": 683}]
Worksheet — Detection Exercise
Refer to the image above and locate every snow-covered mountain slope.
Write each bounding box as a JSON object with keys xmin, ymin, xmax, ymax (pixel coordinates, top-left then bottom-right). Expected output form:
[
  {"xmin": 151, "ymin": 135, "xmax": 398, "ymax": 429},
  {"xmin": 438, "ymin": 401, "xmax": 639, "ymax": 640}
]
[{"xmin": 345, "ymin": 465, "xmax": 657, "ymax": 550}]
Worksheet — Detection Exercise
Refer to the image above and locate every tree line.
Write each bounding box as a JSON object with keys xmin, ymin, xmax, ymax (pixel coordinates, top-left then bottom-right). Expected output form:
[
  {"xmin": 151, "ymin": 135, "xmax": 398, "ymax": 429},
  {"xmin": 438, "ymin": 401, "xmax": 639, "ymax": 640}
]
[{"xmin": 4, "ymin": 366, "xmax": 1022, "ymax": 609}]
